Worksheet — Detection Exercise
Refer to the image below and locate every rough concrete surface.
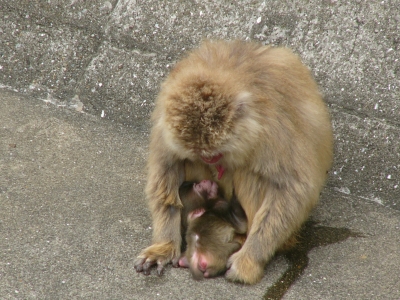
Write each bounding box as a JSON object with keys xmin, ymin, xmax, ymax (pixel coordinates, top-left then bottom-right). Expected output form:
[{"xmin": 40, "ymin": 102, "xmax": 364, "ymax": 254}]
[{"xmin": 0, "ymin": 0, "xmax": 399, "ymax": 299}]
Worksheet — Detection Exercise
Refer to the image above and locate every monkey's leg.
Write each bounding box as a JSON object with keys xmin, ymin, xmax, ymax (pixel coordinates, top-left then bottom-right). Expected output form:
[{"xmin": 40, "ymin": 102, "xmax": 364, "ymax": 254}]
[
  {"xmin": 226, "ymin": 182, "xmax": 317, "ymax": 284},
  {"xmin": 134, "ymin": 145, "xmax": 184, "ymax": 275}
]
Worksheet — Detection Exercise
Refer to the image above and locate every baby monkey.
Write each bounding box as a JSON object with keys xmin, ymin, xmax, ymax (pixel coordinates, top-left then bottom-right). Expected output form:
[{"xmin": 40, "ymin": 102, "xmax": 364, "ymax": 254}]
[{"xmin": 178, "ymin": 180, "xmax": 247, "ymax": 279}]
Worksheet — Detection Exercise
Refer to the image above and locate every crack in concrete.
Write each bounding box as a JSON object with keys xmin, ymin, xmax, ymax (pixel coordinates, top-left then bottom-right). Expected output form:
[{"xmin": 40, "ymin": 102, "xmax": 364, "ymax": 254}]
[{"xmin": 348, "ymin": 3, "xmax": 363, "ymax": 58}]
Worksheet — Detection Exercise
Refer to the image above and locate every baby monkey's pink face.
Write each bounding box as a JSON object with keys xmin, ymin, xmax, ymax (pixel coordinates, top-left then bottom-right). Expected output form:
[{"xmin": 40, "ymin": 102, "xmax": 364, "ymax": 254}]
[{"xmin": 193, "ymin": 180, "xmax": 219, "ymax": 200}]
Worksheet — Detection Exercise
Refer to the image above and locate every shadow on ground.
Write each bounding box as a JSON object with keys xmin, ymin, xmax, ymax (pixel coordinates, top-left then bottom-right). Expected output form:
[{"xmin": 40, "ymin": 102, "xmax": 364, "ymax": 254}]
[{"xmin": 264, "ymin": 220, "xmax": 364, "ymax": 300}]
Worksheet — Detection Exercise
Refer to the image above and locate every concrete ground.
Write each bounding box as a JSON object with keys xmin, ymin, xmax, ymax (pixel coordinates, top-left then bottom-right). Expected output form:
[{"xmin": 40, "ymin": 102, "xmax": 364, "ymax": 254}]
[
  {"xmin": 1, "ymin": 91, "xmax": 399, "ymax": 299},
  {"xmin": 0, "ymin": 0, "xmax": 399, "ymax": 299}
]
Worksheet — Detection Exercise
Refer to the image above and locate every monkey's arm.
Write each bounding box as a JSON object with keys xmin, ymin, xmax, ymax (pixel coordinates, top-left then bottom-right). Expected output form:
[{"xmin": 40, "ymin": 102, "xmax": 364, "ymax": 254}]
[{"xmin": 134, "ymin": 124, "xmax": 184, "ymax": 275}]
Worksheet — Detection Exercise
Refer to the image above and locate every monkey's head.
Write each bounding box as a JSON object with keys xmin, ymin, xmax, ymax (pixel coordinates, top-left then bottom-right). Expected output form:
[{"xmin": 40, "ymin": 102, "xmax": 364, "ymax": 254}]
[
  {"xmin": 158, "ymin": 41, "xmax": 264, "ymax": 167},
  {"xmin": 182, "ymin": 211, "xmax": 245, "ymax": 280}
]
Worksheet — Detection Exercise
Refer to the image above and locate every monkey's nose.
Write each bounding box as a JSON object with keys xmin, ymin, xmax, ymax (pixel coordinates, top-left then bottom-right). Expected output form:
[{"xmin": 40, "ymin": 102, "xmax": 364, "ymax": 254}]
[{"xmin": 197, "ymin": 257, "xmax": 208, "ymax": 272}]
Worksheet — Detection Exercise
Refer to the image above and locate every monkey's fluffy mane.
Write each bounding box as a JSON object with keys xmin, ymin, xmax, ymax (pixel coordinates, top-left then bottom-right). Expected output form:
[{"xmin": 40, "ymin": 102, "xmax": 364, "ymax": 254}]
[
  {"xmin": 159, "ymin": 41, "xmax": 266, "ymax": 159},
  {"xmin": 165, "ymin": 79, "xmax": 237, "ymax": 151}
]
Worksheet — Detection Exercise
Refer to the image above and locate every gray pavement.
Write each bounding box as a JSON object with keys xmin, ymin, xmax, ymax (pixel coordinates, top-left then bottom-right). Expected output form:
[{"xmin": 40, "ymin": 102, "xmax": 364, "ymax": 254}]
[{"xmin": 1, "ymin": 0, "xmax": 400, "ymax": 299}]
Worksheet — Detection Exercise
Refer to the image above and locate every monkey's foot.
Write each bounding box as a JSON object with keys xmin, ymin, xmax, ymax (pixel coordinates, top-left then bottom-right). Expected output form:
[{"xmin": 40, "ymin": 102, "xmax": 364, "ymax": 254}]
[
  {"xmin": 225, "ymin": 250, "xmax": 264, "ymax": 284},
  {"xmin": 178, "ymin": 252, "xmax": 189, "ymax": 268},
  {"xmin": 134, "ymin": 242, "xmax": 180, "ymax": 276}
]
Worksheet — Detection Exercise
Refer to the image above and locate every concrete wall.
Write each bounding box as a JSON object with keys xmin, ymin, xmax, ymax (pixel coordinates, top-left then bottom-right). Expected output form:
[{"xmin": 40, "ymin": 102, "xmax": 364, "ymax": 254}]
[{"xmin": 1, "ymin": 0, "xmax": 399, "ymax": 208}]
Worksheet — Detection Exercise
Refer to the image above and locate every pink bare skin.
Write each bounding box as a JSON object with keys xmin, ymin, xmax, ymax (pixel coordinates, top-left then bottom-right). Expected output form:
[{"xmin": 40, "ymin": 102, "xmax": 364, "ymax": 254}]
[
  {"xmin": 193, "ymin": 180, "xmax": 218, "ymax": 200},
  {"xmin": 200, "ymin": 154, "xmax": 225, "ymax": 180}
]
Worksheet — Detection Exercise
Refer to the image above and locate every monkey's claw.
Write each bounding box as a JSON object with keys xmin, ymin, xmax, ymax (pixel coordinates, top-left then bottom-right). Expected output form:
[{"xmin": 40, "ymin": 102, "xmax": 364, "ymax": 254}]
[
  {"xmin": 134, "ymin": 257, "xmax": 145, "ymax": 272},
  {"xmin": 134, "ymin": 257, "xmax": 154, "ymax": 275},
  {"xmin": 156, "ymin": 263, "xmax": 165, "ymax": 276},
  {"xmin": 142, "ymin": 260, "xmax": 154, "ymax": 275},
  {"xmin": 134, "ymin": 257, "xmax": 167, "ymax": 276}
]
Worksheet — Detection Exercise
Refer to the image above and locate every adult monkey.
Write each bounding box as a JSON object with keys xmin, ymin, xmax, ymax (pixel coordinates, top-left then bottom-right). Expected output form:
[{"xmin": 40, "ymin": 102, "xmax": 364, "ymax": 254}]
[{"xmin": 134, "ymin": 40, "xmax": 333, "ymax": 284}]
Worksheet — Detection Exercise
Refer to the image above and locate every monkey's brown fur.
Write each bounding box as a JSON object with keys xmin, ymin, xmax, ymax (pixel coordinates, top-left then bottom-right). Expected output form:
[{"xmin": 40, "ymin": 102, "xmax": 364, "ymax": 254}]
[{"xmin": 134, "ymin": 40, "xmax": 333, "ymax": 284}]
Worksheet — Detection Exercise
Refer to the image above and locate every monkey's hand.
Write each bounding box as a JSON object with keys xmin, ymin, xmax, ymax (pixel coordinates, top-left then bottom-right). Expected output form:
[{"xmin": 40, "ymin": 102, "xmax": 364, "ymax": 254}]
[
  {"xmin": 134, "ymin": 241, "xmax": 181, "ymax": 276},
  {"xmin": 225, "ymin": 249, "xmax": 264, "ymax": 285}
]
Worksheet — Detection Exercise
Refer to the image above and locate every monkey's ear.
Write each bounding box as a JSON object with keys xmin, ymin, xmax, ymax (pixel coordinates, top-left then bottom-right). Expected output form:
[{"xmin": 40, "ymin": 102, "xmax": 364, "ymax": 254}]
[
  {"xmin": 234, "ymin": 91, "xmax": 252, "ymax": 116},
  {"xmin": 188, "ymin": 208, "xmax": 205, "ymax": 220}
]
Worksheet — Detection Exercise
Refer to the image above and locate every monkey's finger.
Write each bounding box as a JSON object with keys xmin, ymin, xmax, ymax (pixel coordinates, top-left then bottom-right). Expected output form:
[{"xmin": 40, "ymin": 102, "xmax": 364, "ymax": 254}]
[
  {"xmin": 156, "ymin": 262, "xmax": 165, "ymax": 276},
  {"xmin": 171, "ymin": 256, "xmax": 180, "ymax": 268},
  {"xmin": 226, "ymin": 258, "xmax": 233, "ymax": 270},
  {"xmin": 225, "ymin": 260, "xmax": 240, "ymax": 281},
  {"xmin": 134, "ymin": 257, "xmax": 146, "ymax": 272},
  {"xmin": 142, "ymin": 259, "xmax": 156, "ymax": 275}
]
